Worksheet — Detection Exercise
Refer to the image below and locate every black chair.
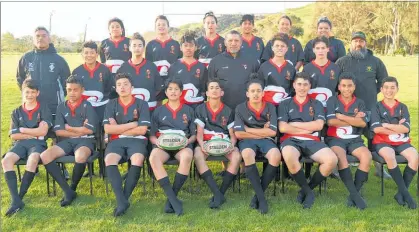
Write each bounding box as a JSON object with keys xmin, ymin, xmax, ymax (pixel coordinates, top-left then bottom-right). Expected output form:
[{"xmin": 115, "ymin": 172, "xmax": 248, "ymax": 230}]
[
  {"xmin": 14, "ymin": 158, "xmax": 55, "ymax": 196},
  {"xmin": 372, "ymin": 151, "xmax": 418, "ymax": 196}
]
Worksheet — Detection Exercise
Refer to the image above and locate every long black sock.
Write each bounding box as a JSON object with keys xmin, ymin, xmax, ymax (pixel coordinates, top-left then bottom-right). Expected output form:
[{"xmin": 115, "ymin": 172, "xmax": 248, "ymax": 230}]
[
  {"xmin": 202, "ymin": 170, "xmax": 225, "ymax": 208},
  {"xmin": 19, "ymin": 171, "xmax": 35, "ymax": 199},
  {"xmin": 220, "ymin": 171, "xmax": 236, "ymax": 194},
  {"xmin": 291, "ymin": 168, "xmax": 315, "ymax": 209},
  {"xmin": 305, "ymin": 163, "xmax": 313, "ymax": 179},
  {"xmin": 106, "ymin": 165, "xmax": 129, "ymax": 207},
  {"xmin": 5, "ymin": 171, "xmax": 22, "ymax": 205},
  {"xmin": 165, "ymin": 172, "xmax": 188, "ymax": 213},
  {"xmin": 158, "ymin": 176, "xmax": 183, "ymax": 215},
  {"xmin": 389, "ymin": 166, "xmax": 417, "ymax": 209},
  {"xmin": 339, "ymin": 168, "xmax": 366, "ymax": 209},
  {"xmin": 123, "ymin": 165, "xmax": 142, "ymax": 199},
  {"xmin": 250, "ymin": 164, "xmax": 278, "ymax": 209},
  {"xmin": 308, "ymin": 169, "xmax": 326, "ymax": 189},
  {"xmin": 70, "ymin": 162, "xmax": 86, "ymax": 191},
  {"xmin": 354, "ymin": 169, "xmax": 369, "ymax": 192},
  {"xmin": 44, "ymin": 162, "xmax": 74, "ymax": 197},
  {"xmin": 403, "ymin": 166, "xmax": 417, "ymax": 189},
  {"xmin": 246, "ymin": 164, "xmax": 268, "ymax": 214}
]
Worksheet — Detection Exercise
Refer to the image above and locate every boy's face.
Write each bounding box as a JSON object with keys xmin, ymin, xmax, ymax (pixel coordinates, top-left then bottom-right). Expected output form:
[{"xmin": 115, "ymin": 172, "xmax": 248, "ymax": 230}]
[
  {"xmin": 293, "ymin": 78, "xmax": 311, "ymax": 97},
  {"xmin": 22, "ymin": 87, "xmax": 39, "ymax": 104},
  {"xmin": 66, "ymin": 83, "xmax": 84, "ymax": 102},
  {"xmin": 82, "ymin": 47, "xmax": 98, "ymax": 65},
  {"xmin": 181, "ymin": 41, "xmax": 196, "ymax": 58},
  {"xmin": 206, "ymin": 82, "xmax": 223, "ymax": 99},
  {"xmin": 165, "ymin": 83, "xmax": 182, "ymax": 101},
  {"xmin": 246, "ymin": 83, "xmax": 264, "ymax": 104},
  {"xmin": 381, "ymin": 81, "xmax": 398, "ymax": 99},
  {"xmin": 338, "ymin": 79, "xmax": 355, "ymax": 97},
  {"xmin": 116, "ymin": 78, "xmax": 133, "ymax": 97},
  {"xmin": 130, "ymin": 39, "xmax": 144, "ymax": 57}
]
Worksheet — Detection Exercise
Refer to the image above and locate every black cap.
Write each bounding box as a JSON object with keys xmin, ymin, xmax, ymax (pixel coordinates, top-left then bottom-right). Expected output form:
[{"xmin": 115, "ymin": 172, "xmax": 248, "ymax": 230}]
[{"xmin": 352, "ymin": 31, "xmax": 366, "ymax": 41}]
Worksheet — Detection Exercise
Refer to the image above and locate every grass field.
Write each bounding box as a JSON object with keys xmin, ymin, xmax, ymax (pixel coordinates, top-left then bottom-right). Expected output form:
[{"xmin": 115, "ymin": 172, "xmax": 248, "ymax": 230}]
[{"xmin": 1, "ymin": 54, "xmax": 418, "ymax": 232}]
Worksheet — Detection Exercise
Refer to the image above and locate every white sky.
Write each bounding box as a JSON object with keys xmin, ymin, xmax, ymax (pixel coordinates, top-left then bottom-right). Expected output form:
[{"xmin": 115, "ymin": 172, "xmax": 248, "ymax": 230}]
[{"xmin": 1, "ymin": 1, "xmax": 310, "ymax": 42}]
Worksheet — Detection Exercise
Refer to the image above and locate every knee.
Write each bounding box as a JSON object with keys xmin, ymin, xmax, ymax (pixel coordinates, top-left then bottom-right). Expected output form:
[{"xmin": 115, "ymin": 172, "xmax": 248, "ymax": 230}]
[
  {"xmin": 148, "ymin": 151, "xmax": 160, "ymax": 166},
  {"xmin": 360, "ymin": 151, "xmax": 372, "ymax": 165},
  {"xmin": 180, "ymin": 150, "xmax": 193, "ymax": 164},
  {"xmin": 130, "ymin": 154, "xmax": 145, "ymax": 167},
  {"xmin": 328, "ymin": 153, "xmax": 339, "ymax": 166},
  {"xmin": 104, "ymin": 154, "xmax": 118, "ymax": 166},
  {"xmin": 268, "ymin": 150, "xmax": 281, "ymax": 166},
  {"xmin": 40, "ymin": 150, "xmax": 52, "ymax": 163},
  {"xmin": 1, "ymin": 156, "xmax": 12, "ymax": 169},
  {"xmin": 241, "ymin": 149, "xmax": 254, "ymax": 161},
  {"xmin": 75, "ymin": 154, "xmax": 88, "ymax": 163},
  {"xmin": 193, "ymin": 148, "xmax": 205, "ymax": 162},
  {"xmin": 230, "ymin": 150, "xmax": 242, "ymax": 164},
  {"xmin": 27, "ymin": 154, "xmax": 41, "ymax": 167}
]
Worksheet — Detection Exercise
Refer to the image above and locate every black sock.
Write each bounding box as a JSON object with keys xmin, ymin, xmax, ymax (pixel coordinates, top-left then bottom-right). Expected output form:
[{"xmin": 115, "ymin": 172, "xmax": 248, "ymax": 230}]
[
  {"xmin": 220, "ymin": 171, "xmax": 236, "ymax": 194},
  {"xmin": 44, "ymin": 162, "xmax": 73, "ymax": 196},
  {"xmin": 201, "ymin": 170, "xmax": 222, "ymax": 196},
  {"xmin": 389, "ymin": 166, "xmax": 408, "ymax": 192},
  {"xmin": 173, "ymin": 172, "xmax": 188, "ymax": 195},
  {"xmin": 5, "ymin": 171, "xmax": 22, "ymax": 205},
  {"xmin": 339, "ymin": 168, "xmax": 359, "ymax": 195},
  {"xmin": 305, "ymin": 163, "xmax": 313, "ymax": 179},
  {"xmin": 158, "ymin": 176, "xmax": 183, "ymax": 215},
  {"xmin": 70, "ymin": 162, "xmax": 86, "ymax": 191},
  {"xmin": 403, "ymin": 166, "xmax": 417, "ymax": 189},
  {"xmin": 291, "ymin": 169, "xmax": 311, "ymax": 194},
  {"xmin": 19, "ymin": 171, "xmax": 35, "ymax": 199},
  {"xmin": 354, "ymin": 169, "xmax": 368, "ymax": 192},
  {"xmin": 106, "ymin": 165, "xmax": 128, "ymax": 207},
  {"xmin": 123, "ymin": 165, "xmax": 142, "ymax": 199},
  {"xmin": 261, "ymin": 164, "xmax": 278, "ymax": 192},
  {"xmin": 308, "ymin": 169, "xmax": 326, "ymax": 189},
  {"xmin": 245, "ymin": 164, "xmax": 268, "ymax": 213}
]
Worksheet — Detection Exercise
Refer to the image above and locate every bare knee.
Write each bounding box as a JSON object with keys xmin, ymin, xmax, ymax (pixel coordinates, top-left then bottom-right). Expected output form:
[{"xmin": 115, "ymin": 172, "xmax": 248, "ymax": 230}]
[
  {"xmin": 242, "ymin": 149, "xmax": 255, "ymax": 164},
  {"xmin": 26, "ymin": 154, "xmax": 41, "ymax": 171},
  {"xmin": 267, "ymin": 149, "xmax": 281, "ymax": 166},
  {"xmin": 105, "ymin": 153, "xmax": 120, "ymax": 166},
  {"xmin": 1, "ymin": 155, "xmax": 16, "ymax": 170},
  {"xmin": 179, "ymin": 149, "xmax": 193, "ymax": 164},
  {"xmin": 130, "ymin": 154, "xmax": 145, "ymax": 166}
]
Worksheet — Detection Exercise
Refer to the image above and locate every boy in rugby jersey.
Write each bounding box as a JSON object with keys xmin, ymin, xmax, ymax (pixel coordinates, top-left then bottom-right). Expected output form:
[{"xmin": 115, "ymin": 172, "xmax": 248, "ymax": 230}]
[
  {"xmin": 234, "ymin": 74, "xmax": 281, "ymax": 214},
  {"xmin": 2, "ymin": 79, "xmax": 52, "ymax": 216},
  {"xmin": 149, "ymin": 79, "xmax": 196, "ymax": 216},
  {"xmin": 103, "ymin": 73, "xmax": 151, "ymax": 216},
  {"xmin": 325, "ymin": 72, "xmax": 372, "ymax": 209},
  {"xmin": 370, "ymin": 76, "xmax": 417, "ymax": 209},
  {"xmin": 40, "ymin": 76, "xmax": 98, "ymax": 207},
  {"xmin": 278, "ymin": 72, "xmax": 338, "ymax": 209},
  {"xmin": 194, "ymin": 79, "xmax": 241, "ymax": 209}
]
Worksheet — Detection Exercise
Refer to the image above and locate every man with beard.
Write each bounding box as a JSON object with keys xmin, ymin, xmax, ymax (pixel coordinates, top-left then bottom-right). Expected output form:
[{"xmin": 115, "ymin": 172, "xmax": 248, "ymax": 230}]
[{"xmin": 336, "ymin": 31, "xmax": 390, "ymax": 178}]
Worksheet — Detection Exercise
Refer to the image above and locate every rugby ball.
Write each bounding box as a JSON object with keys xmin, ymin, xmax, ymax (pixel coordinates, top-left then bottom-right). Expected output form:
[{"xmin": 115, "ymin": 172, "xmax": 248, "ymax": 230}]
[
  {"xmin": 157, "ymin": 133, "xmax": 188, "ymax": 150},
  {"xmin": 203, "ymin": 138, "xmax": 233, "ymax": 156}
]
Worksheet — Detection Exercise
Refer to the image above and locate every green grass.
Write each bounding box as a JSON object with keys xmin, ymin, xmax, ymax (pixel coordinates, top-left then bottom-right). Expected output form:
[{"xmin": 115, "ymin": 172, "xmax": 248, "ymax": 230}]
[{"xmin": 1, "ymin": 54, "xmax": 418, "ymax": 232}]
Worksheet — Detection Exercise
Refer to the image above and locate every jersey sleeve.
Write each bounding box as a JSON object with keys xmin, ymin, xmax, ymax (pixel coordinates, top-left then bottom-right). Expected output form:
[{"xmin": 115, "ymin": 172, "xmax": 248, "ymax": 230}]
[
  {"xmin": 401, "ymin": 104, "xmax": 410, "ymax": 132},
  {"xmin": 326, "ymin": 97, "xmax": 337, "ymax": 121},
  {"xmin": 84, "ymin": 103, "xmax": 98, "ymax": 133},
  {"xmin": 227, "ymin": 110, "xmax": 235, "ymax": 130},
  {"xmin": 194, "ymin": 105, "xmax": 206, "ymax": 128},
  {"xmin": 102, "ymin": 100, "xmax": 115, "ymax": 125},
  {"xmin": 233, "ymin": 107, "xmax": 246, "ymax": 132},
  {"xmin": 53, "ymin": 105, "xmax": 65, "ymax": 132},
  {"xmin": 261, "ymin": 41, "xmax": 272, "ymax": 63},
  {"xmin": 268, "ymin": 104, "xmax": 278, "ymax": 131},
  {"xmin": 138, "ymin": 101, "xmax": 151, "ymax": 127},
  {"xmin": 314, "ymin": 100, "xmax": 326, "ymax": 122},
  {"xmin": 41, "ymin": 105, "xmax": 53, "ymax": 128},
  {"xmin": 16, "ymin": 56, "xmax": 27, "ymax": 90},
  {"xmin": 358, "ymin": 99, "xmax": 369, "ymax": 123},
  {"xmin": 369, "ymin": 104, "xmax": 382, "ymax": 132},
  {"xmin": 150, "ymin": 109, "xmax": 159, "ymax": 136},
  {"xmin": 145, "ymin": 42, "xmax": 153, "ymax": 61},
  {"xmin": 153, "ymin": 65, "xmax": 163, "ymax": 96},
  {"xmin": 9, "ymin": 109, "xmax": 21, "ymax": 135},
  {"xmin": 278, "ymin": 102, "xmax": 289, "ymax": 122}
]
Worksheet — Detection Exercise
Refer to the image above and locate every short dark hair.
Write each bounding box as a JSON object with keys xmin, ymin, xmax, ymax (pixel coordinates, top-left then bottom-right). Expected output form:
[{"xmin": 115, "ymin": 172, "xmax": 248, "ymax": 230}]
[
  {"xmin": 203, "ymin": 11, "xmax": 217, "ymax": 24},
  {"xmin": 22, "ymin": 79, "xmax": 39, "ymax": 91},
  {"xmin": 66, "ymin": 75, "xmax": 84, "ymax": 87},
  {"xmin": 317, "ymin": 16, "xmax": 332, "ymax": 28},
  {"xmin": 271, "ymin": 33, "xmax": 289, "ymax": 47},
  {"xmin": 108, "ymin": 17, "xmax": 126, "ymax": 37},
  {"xmin": 34, "ymin": 26, "xmax": 49, "ymax": 35},
  {"xmin": 130, "ymin": 32, "xmax": 146, "ymax": 46},
  {"xmin": 115, "ymin": 73, "xmax": 133, "ymax": 85},
  {"xmin": 382, "ymin": 76, "xmax": 399, "ymax": 87},
  {"xmin": 82, "ymin": 40, "xmax": 98, "ymax": 52},
  {"xmin": 313, "ymin": 36, "xmax": 329, "ymax": 48},
  {"xmin": 279, "ymin": 15, "xmax": 292, "ymax": 25},
  {"xmin": 241, "ymin": 14, "xmax": 254, "ymax": 25},
  {"xmin": 180, "ymin": 31, "xmax": 196, "ymax": 45},
  {"xmin": 206, "ymin": 78, "xmax": 223, "ymax": 90},
  {"xmin": 165, "ymin": 79, "xmax": 183, "ymax": 91},
  {"xmin": 294, "ymin": 72, "xmax": 311, "ymax": 83},
  {"xmin": 155, "ymin": 15, "xmax": 170, "ymax": 27},
  {"xmin": 338, "ymin": 72, "xmax": 356, "ymax": 84},
  {"xmin": 246, "ymin": 73, "xmax": 264, "ymax": 90}
]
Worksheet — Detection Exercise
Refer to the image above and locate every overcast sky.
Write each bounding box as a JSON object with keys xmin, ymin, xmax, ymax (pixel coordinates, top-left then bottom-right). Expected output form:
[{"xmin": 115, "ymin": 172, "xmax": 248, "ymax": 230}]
[{"xmin": 1, "ymin": 1, "xmax": 310, "ymax": 41}]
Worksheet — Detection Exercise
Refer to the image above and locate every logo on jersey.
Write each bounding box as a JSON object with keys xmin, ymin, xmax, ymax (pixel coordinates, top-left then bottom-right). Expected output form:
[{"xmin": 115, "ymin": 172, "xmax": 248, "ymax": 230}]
[
  {"xmin": 285, "ymin": 70, "xmax": 291, "ymax": 80},
  {"xmin": 124, "ymin": 44, "xmax": 128, "ymax": 52},
  {"xmin": 170, "ymin": 45, "xmax": 175, "ymax": 54},
  {"xmin": 49, "ymin": 63, "xmax": 55, "ymax": 72},
  {"xmin": 99, "ymin": 73, "xmax": 103, "ymax": 82},
  {"xmin": 309, "ymin": 106, "xmax": 314, "ymax": 116},
  {"xmin": 256, "ymin": 42, "xmax": 261, "ymax": 51},
  {"xmin": 354, "ymin": 108, "xmax": 359, "ymax": 114},
  {"xmin": 330, "ymin": 70, "xmax": 335, "ymax": 80},
  {"xmin": 195, "ymin": 69, "xmax": 201, "ymax": 78},
  {"xmin": 133, "ymin": 109, "xmax": 138, "ymax": 120},
  {"xmin": 292, "ymin": 44, "xmax": 295, "ymax": 53},
  {"xmin": 28, "ymin": 62, "xmax": 34, "ymax": 72},
  {"xmin": 366, "ymin": 66, "xmax": 373, "ymax": 72},
  {"xmin": 182, "ymin": 114, "xmax": 188, "ymax": 124},
  {"xmin": 242, "ymin": 64, "xmax": 247, "ymax": 70},
  {"xmin": 221, "ymin": 116, "xmax": 227, "ymax": 126},
  {"xmin": 218, "ymin": 43, "xmax": 223, "ymax": 53},
  {"xmin": 146, "ymin": 69, "xmax": 151, "ymax": 79}
]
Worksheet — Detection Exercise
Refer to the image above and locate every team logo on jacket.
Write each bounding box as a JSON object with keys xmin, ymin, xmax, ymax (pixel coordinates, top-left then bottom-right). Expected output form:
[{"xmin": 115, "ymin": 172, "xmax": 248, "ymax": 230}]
[
  {"xmin": 218, "ymin": 43, "xmax": 223, "ymax": 53},
  {"xmin": 170, "ymin": 45, "xmax": 175, "ymax": 54},
  {"xmin": 366, "ymin": 66, "xmax": 373, "ymax": 72},
  {"xmin": 221, "ymin": 116, "xmax": 227, "ymax": 126},
  {"xmin": 182, "ymin": 114, "xmax": 188, "ymax": 124},
  {"xmin": 242, "ymin": 64, "xmax": 247, "ymax": 70},
  {"xmin": 28, "ymin": 62, "xmax": 34, "ymax": 71},
  {"xmin": 330, "ymin": 70, "xmax": 335, "ymax": 80},
  {"xmin": 256, "ymin": 42, "xmax": 261, "ymax": 51},
  {"xmin": 99, "ymin": 73, "xmax": 103, "ymax": 82},
  {"xmin": 285, "ymin": 70, "xmax": 291, "ymax": 80},
  {"xmin": 124, "ymin": 44, "xmax": 128, "ymax": 52},
  {"xmin": 292, "ymin": 44, "xmax": 295, "ymax": 53},
  {"xmin": 309, "ymin": 106, "xmax": 314, "ymax": 116},
  {"xmin": 146, "ymin": 69, "xmax": 151, "ymax": 79},
  {"xmin": 195, "ymin": 69, "xmax": 201, "ymax": 78},
  {"xmin": 133, "ymin": 109, "xmax": 138, "ymax": 120},
  {"xmin": 49, "ymin": 63, "xmax": 55, "ymax": 72}
]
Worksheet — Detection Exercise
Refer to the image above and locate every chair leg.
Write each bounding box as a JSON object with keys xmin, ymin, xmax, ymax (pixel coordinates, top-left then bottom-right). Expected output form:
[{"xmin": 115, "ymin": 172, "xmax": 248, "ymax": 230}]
[
  {"xmin": 281, "ymin": 163, "xmax": 285, "ymax": 193},
  {"xmin": 324, "ymin": 178, "xmax": 327, "ymax": 193},
  {"xmin": 53, "ymin": 178, "xmax": 57, "ymax": 197},
  {"xmin": 46, "ymin": 169, "xmax": 51, "ymax": 196},
  {"xmin": 17, "ymin": 165, "xmax": 22, "ymax": 182},
  {"xmin": 142, "ymin": 163, "xmax": 146, "ymax": 194},
  {"xmin": 238, "ymin": 166, "xmax": 241, "ymax": 193},
  {"xmin": 88, "ymin": 163, "xmax": 93, "ymax": 196},
  {"xmin": 381, "ymin": 164, "xmax": 384, "ymax": 196}
]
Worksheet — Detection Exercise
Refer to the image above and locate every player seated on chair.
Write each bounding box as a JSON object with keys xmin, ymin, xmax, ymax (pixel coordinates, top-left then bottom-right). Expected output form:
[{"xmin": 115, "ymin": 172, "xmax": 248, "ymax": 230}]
[
  {"xmin": 370, "ymin": 76, "xmax": 418, "ymax": 209},
  {"xmin": 2, "ymin": 79, "xmax": 52, "ymax": 216},
  {"xmin": 40, "ymin": 76, "xmax": 98, "ymax": 207},
  {"xmin": 103, "ymin": 72, "xmax": 151, "ymax": 217},
  {"xmin": 234, "ymin": 73, "xmax": 281, "ymax": 214},
  {"xmin": 325, "ymin": 72, "xmax": 372, "ymax": 210},
  {"xmin": 193, "ymin": 79, "xmax": 241, "ymax": 209},
  {"xmin": 278, "ymin": 71, "xmax": 338, "ymax": 209},
  {"xmin": 149, "ymin": 79, "xmax": 196, "ymax": 216}
]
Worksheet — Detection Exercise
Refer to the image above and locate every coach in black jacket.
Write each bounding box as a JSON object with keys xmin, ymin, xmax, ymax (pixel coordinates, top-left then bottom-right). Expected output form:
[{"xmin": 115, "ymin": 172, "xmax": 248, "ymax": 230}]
[{"xmin": 16, "ymin": 26, "xmax": 71, "ymax": 116}]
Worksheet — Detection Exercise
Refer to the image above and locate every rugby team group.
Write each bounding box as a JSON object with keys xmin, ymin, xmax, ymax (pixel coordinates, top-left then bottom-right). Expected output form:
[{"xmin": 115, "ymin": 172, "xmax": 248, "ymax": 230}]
[{"xmin": 3, "ymin": 12, "xmax": 417, "ymax": 217}]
